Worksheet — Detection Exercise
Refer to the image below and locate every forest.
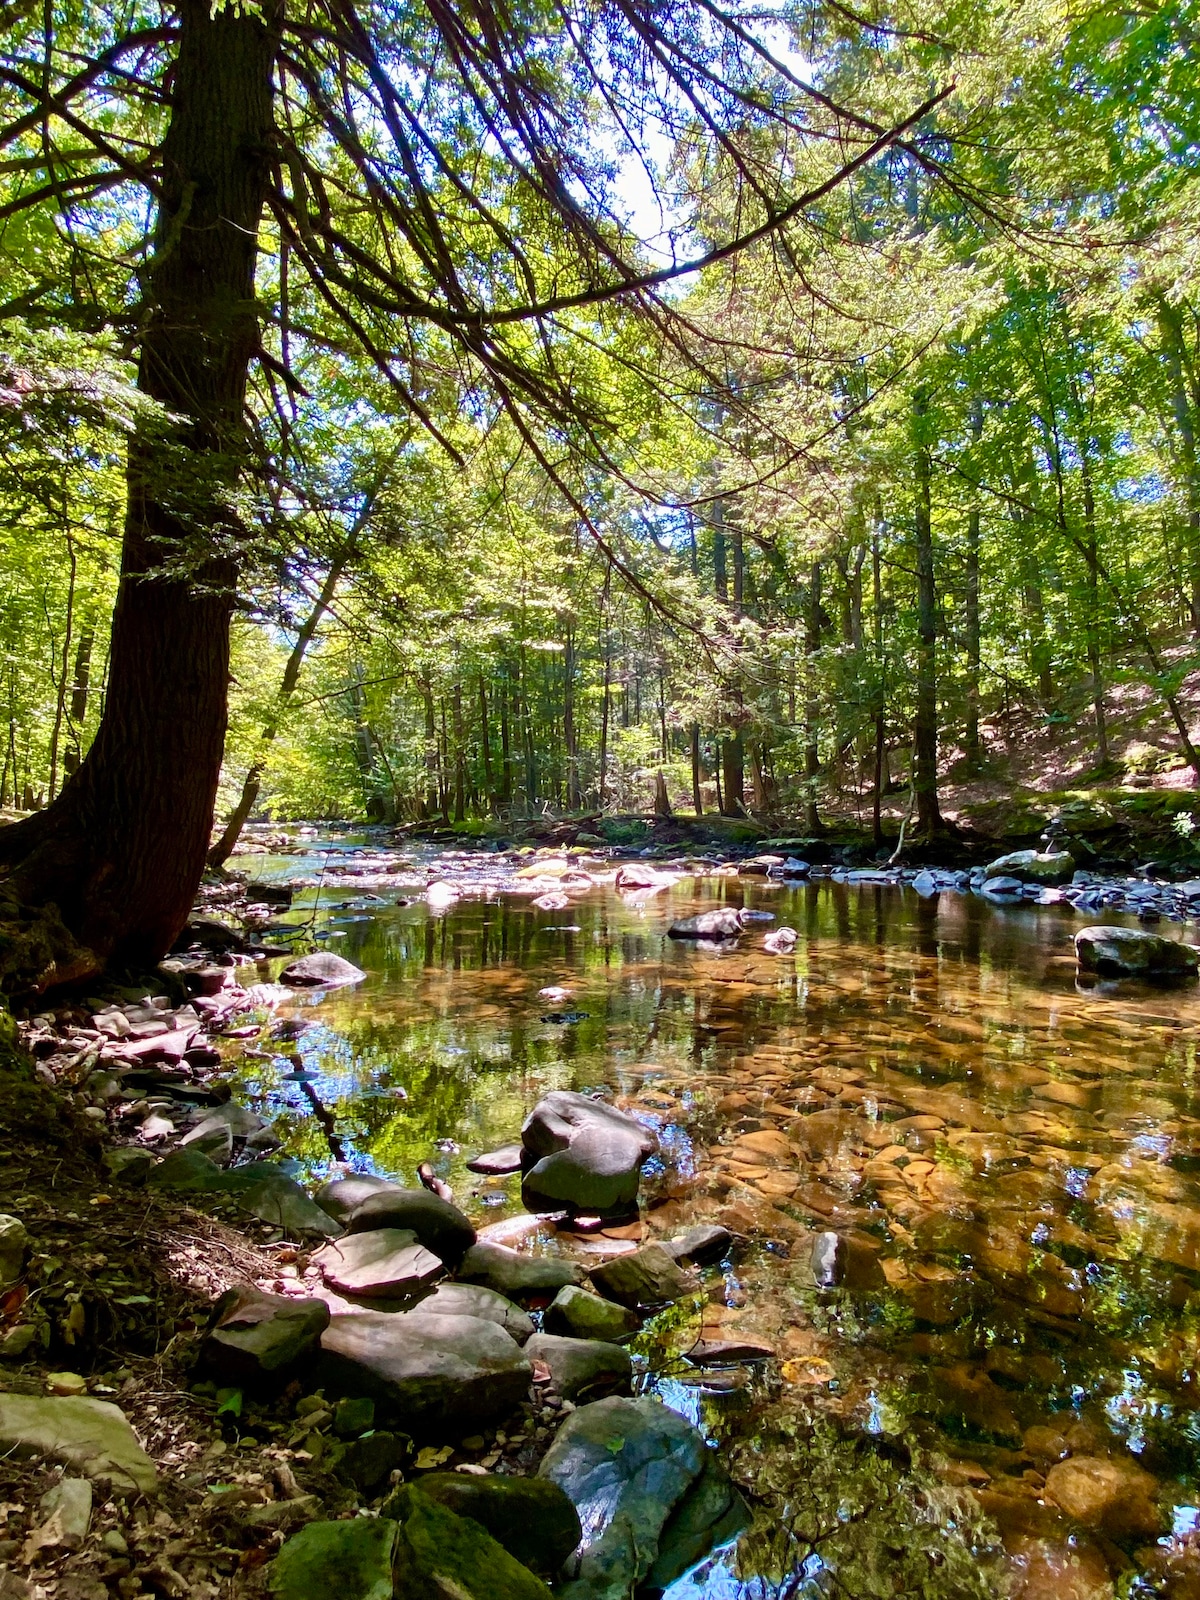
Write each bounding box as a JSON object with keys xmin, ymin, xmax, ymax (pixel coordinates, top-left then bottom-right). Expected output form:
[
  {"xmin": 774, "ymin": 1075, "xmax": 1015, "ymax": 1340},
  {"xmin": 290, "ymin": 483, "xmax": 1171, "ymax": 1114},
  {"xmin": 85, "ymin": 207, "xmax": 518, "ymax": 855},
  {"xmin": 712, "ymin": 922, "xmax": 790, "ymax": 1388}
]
[{"xmin": 2, "ymin": 4, "xmax": 1200, "ymax": 1600}]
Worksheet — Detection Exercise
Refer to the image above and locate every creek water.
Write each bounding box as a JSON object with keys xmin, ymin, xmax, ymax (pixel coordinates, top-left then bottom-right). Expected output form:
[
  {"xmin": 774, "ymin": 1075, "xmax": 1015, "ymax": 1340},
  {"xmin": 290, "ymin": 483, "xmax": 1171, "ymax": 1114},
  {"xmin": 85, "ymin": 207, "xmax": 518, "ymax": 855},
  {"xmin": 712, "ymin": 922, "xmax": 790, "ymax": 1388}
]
[{"xmin": 234, "ymin": 834, "xmax": 1200, "ymax": 1598}]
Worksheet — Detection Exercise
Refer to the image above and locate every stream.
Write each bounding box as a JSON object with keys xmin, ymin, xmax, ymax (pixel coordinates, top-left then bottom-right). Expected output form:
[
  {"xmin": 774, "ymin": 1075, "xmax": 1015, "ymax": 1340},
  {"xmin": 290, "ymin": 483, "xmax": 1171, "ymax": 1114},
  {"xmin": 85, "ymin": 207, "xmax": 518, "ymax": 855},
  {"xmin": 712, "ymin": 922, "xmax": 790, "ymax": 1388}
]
[{"xmin": 231, "ymin": 829, "xmax": 1200, "ymax": 1598}]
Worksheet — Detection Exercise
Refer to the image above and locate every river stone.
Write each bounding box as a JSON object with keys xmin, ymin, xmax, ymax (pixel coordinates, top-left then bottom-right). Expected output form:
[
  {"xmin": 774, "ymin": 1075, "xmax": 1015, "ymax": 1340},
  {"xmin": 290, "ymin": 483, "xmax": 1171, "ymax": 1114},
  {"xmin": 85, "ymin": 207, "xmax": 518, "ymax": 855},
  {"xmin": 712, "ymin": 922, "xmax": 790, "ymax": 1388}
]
[
  {"xmin": 269, "ymin": 1517, "xmax": 399, "ymax": 1600},
  {"xmin": 389, "ymin": 1473, "xmax": 581, "ymax": 1577},
  {"xmin": 589, "ymin": 1243, "xmax": 694, "ymax": 1308},
  {"xmin": 146, "ymin": 1146, "xmax": 224, "ymax": 1190},
  {"xmin": 981, "ymin": 875, "xmax": 1025, "ymax": 899},
  {"xmin": 538, "ymin": 1396, "xmax": 709, "ymax": 1600},
  {"xmin": 314, "ymin": 1173, "xmax": 401, "ymax": 1223},
  {"xmin": 279, "ymin": 952, "xmax": 366, "ymax": 988},
  {"xmin": 226, "ymin": 1171, "xmax": 342, "ymax": 1238},
  {"xmin": 388, "ymin": 1484, "xmax": 553, "ymax": 1600},
  {"xmin": 984, "ymin": 849, "xmax": 1075, "ymax": 885},
  {"xmin": 662, "ymin": 1225, "xmax": 733, "ymax": 1266},
  {"xmin": 346, "ymin": 1188, "xmax": 476, "ymax": 1265},
  {"xmin": 1074, "ymin": 925, "xmax": 1199, "ymax": 978},
  {"xmin": 644, "ymin": 1451, "xmax": 751, "ymax": 1592},
  {"xmin": 1044, "ymin": 1455, "xmax": 1164, "ymax": 1538},
  {"xmin": 33, "ymin": 1477, "xmax": 93, "ymax": 1551},
  {"xmin": 316, "ymin": 1311, "xmax": 530, "ymax": 1429},
  {"xmin": 178, "ymin": 1117, "xmax": 233, "ymax": 1164},
  {"xmin": 667, "ymin": 908, "xmax": 745, "ymax": 939},
  {"xmin": 0, "ymin": 1395, "xmax": 157, "ymax": 1494},
  {"xmin": 336, "ymin": 1430, "xmax": 411, "ymax": 1491},
  {"xmin": 524, "ymin": 1332, "xmax": 633, "ymax": 1401},
  {"xmin": 544, "ymin": 1284, "xmax": 638, "ymax": 1342},
  {"xmin": 413, "ymin": 1281, "xmax": 534, "ymax": 1343},
  {"xmin": 521, "ymin": 1090, "xmax": 657, "ymax": 1213},
  {"xmin": 0, "ymin": 1215, "xmax": 28, "ymax": 1285},
  {"xmin": 200, "ymin": 1286, "xmax": 330, "ymax": 1384},
  {"xmin": 456, "ymin": 1241, "xmax": 585, "ymax": 1301},
  {"xmin": 466, "ymin": 1143, "xmax": 525, "ymax": 1175},
  {"xmin": 313, "ymin": 1230, "xmax": 444, "ymax": 1299}
]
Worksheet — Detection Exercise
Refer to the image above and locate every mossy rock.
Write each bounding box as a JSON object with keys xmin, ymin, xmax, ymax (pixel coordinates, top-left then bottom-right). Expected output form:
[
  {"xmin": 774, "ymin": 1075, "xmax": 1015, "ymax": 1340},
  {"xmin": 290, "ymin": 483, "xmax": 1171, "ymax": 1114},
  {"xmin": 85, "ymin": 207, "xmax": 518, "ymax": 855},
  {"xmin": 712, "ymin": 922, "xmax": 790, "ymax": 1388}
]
[
  {"xmin": 387, "ymin": 1484, "xmax": 553, "ymax": 1599},
  {"xmin": 269, "ymin": 1518, "xmax": 399, "ymax": 1600},
  {"xmin": 389, "ymin": 1473, "xmax": 581, "ymax": 1576}
]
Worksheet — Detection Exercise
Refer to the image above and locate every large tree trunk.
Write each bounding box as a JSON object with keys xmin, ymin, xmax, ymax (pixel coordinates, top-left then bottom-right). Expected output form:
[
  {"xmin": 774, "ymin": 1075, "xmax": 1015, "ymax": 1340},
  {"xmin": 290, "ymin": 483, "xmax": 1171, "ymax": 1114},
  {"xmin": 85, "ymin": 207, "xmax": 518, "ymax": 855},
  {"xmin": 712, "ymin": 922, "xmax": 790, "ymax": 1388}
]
[{"xmin": 0, "ymin": 0, "xmax": 279, "ymax": 975}]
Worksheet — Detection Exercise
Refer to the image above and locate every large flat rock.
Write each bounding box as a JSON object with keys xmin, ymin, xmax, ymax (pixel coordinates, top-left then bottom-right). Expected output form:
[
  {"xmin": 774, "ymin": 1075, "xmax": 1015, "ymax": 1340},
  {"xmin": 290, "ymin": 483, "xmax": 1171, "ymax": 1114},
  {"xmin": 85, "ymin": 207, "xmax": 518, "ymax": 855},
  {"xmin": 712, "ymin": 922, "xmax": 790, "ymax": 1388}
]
[
  {"xmin": 313, "ymin": 1229, "xmax": 444, "ymax": 1299},
  {"xmin": 345, "ymin": 1188, "xmax": 476, "ymax": 1266},
  {"xmin": 0, "ymin": 1395, "xmax": 157, "ymax": 1495}
]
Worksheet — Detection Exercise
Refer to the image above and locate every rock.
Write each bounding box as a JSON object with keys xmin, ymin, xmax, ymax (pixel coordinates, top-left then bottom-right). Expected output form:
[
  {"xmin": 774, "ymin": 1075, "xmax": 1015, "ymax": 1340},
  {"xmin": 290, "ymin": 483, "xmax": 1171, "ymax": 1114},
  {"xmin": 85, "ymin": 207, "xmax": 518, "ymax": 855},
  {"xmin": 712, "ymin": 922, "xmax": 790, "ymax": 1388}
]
[
  {"xmin": 279, "ymin": 951, "xmax": 366, "ymax": 987},
  {"xmin": 538, "ymin": 1396, "xmax": 710, "ymax": 1600},
  {"xmin": 524, "ymin": 1332, "xmax": 632, "ymax": 1401},
  {"xmin": 179, "ymin": 1117, "xmax": 233, "ymax": 1164},
  {"xmin": 314, "ymin": 1173, "xmax": 401, "ymax": 1223},
  {"xmin": 0, "ymin": 1216, "xmax": 28, "ymax": 1286},
  {"xmin": 466, "ymin": 1144, "xmax": 525, "ymax": 1175},
  {"xmin": 413, "ymin": 1282, "xmax": 534, "ymax": 1343},
  {"xmin": 346, "ymin": 1188, "xmax": 476, "ymax": 1266},
  {"xmin": 456, "ymin": 1241, "xmax": 585, "ymax": 1301},
  {"xmin": 225, "ymin": 1170, "xmax": 342, "ymax": 1238},
  {"xmin": 981, "ymin": 875, "xmax": 1025, "ymax": 899},
  {"xmin": 46, "ymin": 1372, "xmax": 87, "ymax": 1396},
  {"xmin": 398, "ymin": 1473, "xmax": 581, "ymax": 1577},
  {"xmin": 0, "ymin": 1326, "xmax": 36, "ymax": 1360},
  {"xmin": 387, "ymin": 1484, "xmax": 553, "ymax": 1600},
  {"xmin": 762, "ymin": 926, "xmax": 798, "ymax": 954},
  {"xmin": 1074, "ymin": 925, "xmax": 1198, "ymax": 978},
  {"xmin": 26, "ymin": 1478, "xmax": 92, "ymax": 1554},
  {"xmin": 1044, "ymin": 1455, "xmax": 1164, "ymax": 1539},
  {"xmin": 984, "ymin": 849, "xmax": 1075, "ymax": 885},
  {"xmin": 316, "ymin": 1311, "xmax": 530, "ymax": 1430},
  {"xmin": 644, "ymin": 1451, "xmax": 750, "ymax": 1592},
  {"xmin": 667, "ymin": 908, "xmax": 745, "ymax": 939},
  {"xmin": 174, "ymin": 916, "xmax": 246, "ymax": 953},
  {"xmin": 269, "ymin": 1517, "xmax": 399, "ymax": 1600},
  {"xmin": 589, "ymin": 1243, "xmax": 695, "ymax": 1308},
  {"xmin": 544, "ymin": 1284, "xmax": 638, "ymax": 1342},
  {"xmin": 1007, "ymin": 1535, "xmax": 1115, "ymax": 1600},
  {"xmin": 335, "ymin": 1430, "xmax": 411, "ymax": 1491},
  {"xmin": 0, "ymin": 1396, "xmax": 157, "ymax": 1494},
  {"xmin": 809, "ymin": 1231, "xmax": 887, "ymax": 1290},
  {"xmin": 687, "ymin": 1338, "xmax": 774, "ymax": 1366},
  {"xmin": 313, "ymin": 1230, "xmax": 444, "ymax": 1299},
  {"xmin": 521, "ymin": 1090, "xmax": 657, "ymax": 1213},
  {"xmin": 332, "ymin": 1396, "xmax": 375, "ymax": 1436},
  {"xmin": 145, "ymin": 1146, "xmax": 223, "ymax": 1191},
  {"xmin": 662, "ymin": 1225, "xmax": 732, "ymax": 1266},
  {"xmin": 102, "ymin": 1147, "xmax": 155, "ymax": 1185},
  {"xmin": 200, "ymin": 1287, "xmax": 330, "ymax": 1385}
]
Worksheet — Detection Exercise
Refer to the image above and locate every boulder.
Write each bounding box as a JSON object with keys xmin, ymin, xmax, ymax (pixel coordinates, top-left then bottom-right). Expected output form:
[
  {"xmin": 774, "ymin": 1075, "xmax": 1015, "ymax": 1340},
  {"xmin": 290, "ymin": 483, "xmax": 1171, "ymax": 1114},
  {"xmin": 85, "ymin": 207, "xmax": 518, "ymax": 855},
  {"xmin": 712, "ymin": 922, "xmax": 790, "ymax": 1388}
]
[
  {"xmin": 981, "ymin": 875, "xmax": 1025, "ymax": 899},
  {"xmin": 269, "ymin": 1518, "xmax": 399, "ymax": 1600},
  {"xmin": 466, "ymin": 1144, "xmax": 525, "ymax": 1175},
  {"xmin": 200, "ymin": 1286, "xmax": 330, "ymax": 1385},
  {"xmin": 279, "ymin": 952, "xmax": 366, "ymax": 988},
  {"xmin": 0, "ymin": 1215, "xmax": 28, "ymax": 1286},
  {"xmin": 524, "ymin": 1332, "xmax": 632, "ymax": 1401},
  {"xmin": 222, "ymin": 1169, "xmax": 342, "ymax": 1238},
  {"xmin": 644, "ymin": 1451, "xmax": 750, "ymax": 1592},
  {"xmin": 388, "ymin": 1485, "xmax": 553, "ymax": 1600},
  {"xmin": 345, "ymin": 1188, "xmax": 476, "ymax": 1266},
  {"xmin": 316, "ymin": 1311, "xmax": 530, "ymax": 1430},
  {"xmin": 0, "ymin": 1395, "xmax": 157, "ymax": 1495},
  {"xmin": 314, "ymin": 1173, "xmax": 401, "ymax": 1223},
  {"xmin": 544, "ymin": 1284, "xmax": 638, "ymax": 1342},
  {"xmin": 146, "ymin": 1147, "xmax": 223, "ymax": 1191},
  {"xmin": 763, "ymin": 927, "xmax": 798, "ymax": 954},
  {"xmin": 662, "ymin": 1225, "xmax": 732, "ymax": 1267},
  {"xmin": 538, "ymin": 1396, "xmax": 713, "ymax": 1600},
  {"xmin": 412, "ymin": 1282, "xmax": 534, "ymax": 1343},
  {"xmin": 313, "ymin": 1230, "xmax": 444, "ymax": 1299},
  {"xmin": 335, "ymin": 1431, "xmax": 411, "ymax": 1491},
  {"xmin": 456, "ymin": 1241, "xmax": 585, "ymax": 1302},
  {"xmin": 667, "ymin": 908, "xmax": 745, "ymax": 940},
  {"xmin": 984, "ymin": 849, "xmax": 1075, "ymax": 885},
  {"xmin": 1044, "ymin": 1455, "xmax": 1164, "ymax": 1539},
  {"xmin": 521, "ymin": 1090, "xmax": 657, "ymax": 1213},
  {"xmin": 27, "ymin": 1477, "xmax": 93, "ymax": 1555},
  {"xmin": 392, "ymin": 1473, "xmax": 581, "ymax": 1577},
  {"xmin": 588, "ymin": 1243, "xmax": 694, "ymax": 1308},
  {"xmin": 1074, "ymin": 925, "xmax": 1199, "ymax": 978}
]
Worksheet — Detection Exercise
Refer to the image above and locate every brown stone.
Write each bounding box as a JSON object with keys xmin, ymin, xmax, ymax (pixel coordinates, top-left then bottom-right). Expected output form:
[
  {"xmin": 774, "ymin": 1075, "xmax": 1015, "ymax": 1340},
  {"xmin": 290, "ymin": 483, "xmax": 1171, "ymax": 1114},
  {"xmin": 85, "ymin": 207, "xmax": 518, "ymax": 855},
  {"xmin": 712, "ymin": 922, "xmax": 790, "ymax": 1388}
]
[{"xmin": 1043, "ymin": 1456, "xmax": 1163, "ymax": 1539}]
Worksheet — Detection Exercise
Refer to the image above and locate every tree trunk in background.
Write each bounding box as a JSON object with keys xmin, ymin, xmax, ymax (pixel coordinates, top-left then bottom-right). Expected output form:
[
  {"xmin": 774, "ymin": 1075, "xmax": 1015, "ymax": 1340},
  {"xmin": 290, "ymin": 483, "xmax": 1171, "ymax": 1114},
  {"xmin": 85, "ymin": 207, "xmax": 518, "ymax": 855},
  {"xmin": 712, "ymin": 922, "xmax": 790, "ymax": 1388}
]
[
  {"xmin": 912, "ymin": 393, "xmax": 943, "ymax": 834},
  {"xmin": 598, "ymin": 646, "xmax": 611, "ymax": 810},
  {"xmin": 804, "ymin": 560, "xmax": 823, "ymax": 833},
  {"xmin": 421, "ymin": 679, "xmax": 438, "ymax": 819},
  {"xmin": 478, "ymin": 676, "xmax": 494, "ymax": 812},
  {"xmin": 453, "ymin": 684, "xmax": 466, "ymax": 823},
  {"xmin": 965, "ymin": 505, "xmax": 982, "ymax": 763},
  {"xmin": 653, "ymin": 769, "xmax": 672, "ymax": 817},
  {"xmin": 690, "ymin": 723, "xmax": 703, "ymax": 815},
  {"xmin": 46, "ymin": 539, "xmax": 77, "ymax": 804},
  {"xmin": 499, "ymin": 676, "xmax": 513, "ymax": 807},
  {"xmin": 0, "ymin": 0, "xmax": 280, "ymax": 976},
  {"xmin": 1160, "ymin": 299, "xmax": 1200, "ymax": 633},
  {"xmin": 208, "ymin": 530, "xmax": 360, "ymax": 866},
  {"xmin": 1080, "ymin": 457, "xmax": 1109, "ymax": 766},
  {"xmin": 721, "ymin": 732, "xmax": 745, "ymax": 815},
  {"xmin": 62, "ymin": 615, "xmax": 97, "ymax": 780},
  {"xmin": 564, "ymin": 625, "xmax": 581, "ymax": 810},
  {"xmin": 871, "ymin": 518, "xmax": 886, "ymax": 849}
]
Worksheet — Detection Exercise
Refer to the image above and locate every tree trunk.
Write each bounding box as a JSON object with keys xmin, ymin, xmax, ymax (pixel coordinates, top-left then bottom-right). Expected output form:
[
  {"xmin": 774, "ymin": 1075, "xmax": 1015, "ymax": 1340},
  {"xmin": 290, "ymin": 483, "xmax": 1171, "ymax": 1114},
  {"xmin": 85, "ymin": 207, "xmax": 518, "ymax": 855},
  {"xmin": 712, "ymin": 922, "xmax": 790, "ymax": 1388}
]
[
  {"xmin": 63, "ymin": 615, "xmax": 97, "ymax": 781},
  {"xmin": 564, "ymin": 624, "xmax": 581, "ymax": 811},
  {"xmin": 0, "ymin": 0, "xmax": 279, "ymax": 975},
  {"xmin": 721, "ymin": 731, "xmax": 745, "ymax": 815},
  {"xmin": 912, "ymin": 392, "xmax": 943, "ymax": 834},
  {"xmin": 453, "ymin": 684, "xmax": 466, "ymax": 823},
  {"xmin": 964, "ymin": 505, "xmax": 982, "ymax": 763},
  {"xmin": 1160, "ymin": 299, "xmax": 1200, "ymax": 634},
  {"xmin": 690, "ymin": 723, "xmax": 703, "ymax": 815},
  {"xmin": 478, "ymin": 675, "xmax": 494, "ymax": 812},
  {"xmin": 804, "ymin": 560, "xmax": 823, "ymax": 834}
]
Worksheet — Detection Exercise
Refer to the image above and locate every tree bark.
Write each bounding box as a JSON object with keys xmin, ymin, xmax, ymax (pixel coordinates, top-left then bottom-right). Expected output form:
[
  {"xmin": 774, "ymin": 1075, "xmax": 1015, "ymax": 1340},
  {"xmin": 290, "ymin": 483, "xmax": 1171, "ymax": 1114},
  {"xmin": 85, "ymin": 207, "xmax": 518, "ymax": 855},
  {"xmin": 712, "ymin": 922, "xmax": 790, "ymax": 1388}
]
[
  {"xmin": 912, "ymin": 392, "xmax": 943, "ymax": 834},
  {"xmin": 0, "ymin": 0, "xmax": 279, "ymax": 973},
  {"xmin": 804, "ymin": 560, "xmax": 823, "ymax": 833},
  {"xmin": 690, "ymin": 722, "xmax": 703, "ymax": 815}
]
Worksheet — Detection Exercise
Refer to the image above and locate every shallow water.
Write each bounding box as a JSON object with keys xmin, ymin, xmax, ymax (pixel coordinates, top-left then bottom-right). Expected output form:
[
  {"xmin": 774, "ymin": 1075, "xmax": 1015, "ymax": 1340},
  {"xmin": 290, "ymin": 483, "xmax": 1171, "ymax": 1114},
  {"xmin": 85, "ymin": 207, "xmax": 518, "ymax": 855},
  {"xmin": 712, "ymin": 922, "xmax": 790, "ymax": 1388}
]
[{"xmin": 234, "ymin": 842, "xmax": 1200, "ymax": 1597}]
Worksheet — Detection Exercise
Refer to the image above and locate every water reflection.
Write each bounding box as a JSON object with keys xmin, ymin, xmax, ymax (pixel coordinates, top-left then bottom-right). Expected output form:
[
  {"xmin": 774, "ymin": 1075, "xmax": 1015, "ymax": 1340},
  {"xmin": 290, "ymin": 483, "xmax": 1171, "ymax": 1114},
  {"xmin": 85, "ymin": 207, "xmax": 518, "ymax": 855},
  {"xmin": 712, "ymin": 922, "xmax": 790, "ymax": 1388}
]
[{"xmin": 234, "ymin": 863, "xmax": 1200, "ymax": 1597}]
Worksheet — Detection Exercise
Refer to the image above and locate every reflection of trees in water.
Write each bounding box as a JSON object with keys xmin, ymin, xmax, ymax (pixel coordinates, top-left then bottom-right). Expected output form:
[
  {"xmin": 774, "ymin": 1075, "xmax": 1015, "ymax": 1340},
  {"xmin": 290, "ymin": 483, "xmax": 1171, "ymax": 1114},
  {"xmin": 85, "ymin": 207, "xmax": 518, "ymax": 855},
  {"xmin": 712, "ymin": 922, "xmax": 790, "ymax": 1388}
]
[{"xmin": 723, "ymin": 1406, "xmax": 1004, "ymax": 1599}]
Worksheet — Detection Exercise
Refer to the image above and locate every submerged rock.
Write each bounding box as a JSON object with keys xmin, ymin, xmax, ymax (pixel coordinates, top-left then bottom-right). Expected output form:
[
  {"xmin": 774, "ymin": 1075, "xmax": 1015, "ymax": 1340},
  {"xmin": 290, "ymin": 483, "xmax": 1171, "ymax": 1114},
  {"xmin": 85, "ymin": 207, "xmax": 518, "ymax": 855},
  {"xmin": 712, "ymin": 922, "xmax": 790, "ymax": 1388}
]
[
  {"xmin": 345, "ymin": 1187, "xmax": 476, "ymax": 1266},
  {"xmin": 521, "ymin": 1090, "xmax": 657, "ymax": 1213},
  {"xmin": 589, "ymin": 1243, "xmax": 695, "ymax": 1308},
  {"xmin": 279, "ymin": 952, "xmax": 366, "ymax": 988},
  {"xmin": 1074, "ymin": 925, "xmax": 1199, "ymax": 978},
  {"xmin": 466, "ymin": 1143, "xmax": 525, "ymax": 1175},
  {"xmin": 0, "ymin": 1395, "xmax": 157, "ymax": 1495},
  {"xmin": 667, "ymin": 908, "xmax": 746, "ymax": 939},
  {"xmin": 662, "ymin": 1225, "xmax": 733, "ymax": 1266},
  {"xmin": 539, "ymin": 1396, "xmax": 738, "ymax": 1600},
  {"xmin": 200, "ymin": 1286, "xmax": 330, "ymax": 1384},
  {"xmin": 456, "ymin": 1241, "xmax": 585, "ymax": 1301},
  {"xmin": 316, "ymin": 1310, "xmax": 530, "ymax": 1429},
  {"xmin": 398, "ymin": 1473, "xmax": 581, "ymax": 1576},
  {"xmin": 1043, "ymin": 1455, "xmax": 1164, "ymax": 1539},
  {"xmin": 524, "ymin": 1332, "xmax": 632, "ymax": 1401}
]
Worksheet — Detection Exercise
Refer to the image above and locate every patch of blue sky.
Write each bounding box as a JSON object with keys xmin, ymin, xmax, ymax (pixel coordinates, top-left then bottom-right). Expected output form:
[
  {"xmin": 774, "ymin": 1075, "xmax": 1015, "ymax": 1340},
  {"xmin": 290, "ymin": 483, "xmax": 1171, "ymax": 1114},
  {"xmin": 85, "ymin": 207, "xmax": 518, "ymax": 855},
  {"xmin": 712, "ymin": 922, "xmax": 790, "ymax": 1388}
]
[{"xmin": 1117, "ymin": 471, "xmax": 1167, "ymax": 504}]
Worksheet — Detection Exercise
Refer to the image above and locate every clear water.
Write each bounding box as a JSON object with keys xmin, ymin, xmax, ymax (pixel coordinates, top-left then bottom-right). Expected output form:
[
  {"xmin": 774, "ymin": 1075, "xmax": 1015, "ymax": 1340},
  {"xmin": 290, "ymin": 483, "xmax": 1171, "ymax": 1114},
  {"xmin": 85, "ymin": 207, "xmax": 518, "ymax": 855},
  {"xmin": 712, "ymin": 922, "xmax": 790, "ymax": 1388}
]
[{"xmin": 233, "ymin": 835, "xmax": 1200, "ymax": 1597}]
